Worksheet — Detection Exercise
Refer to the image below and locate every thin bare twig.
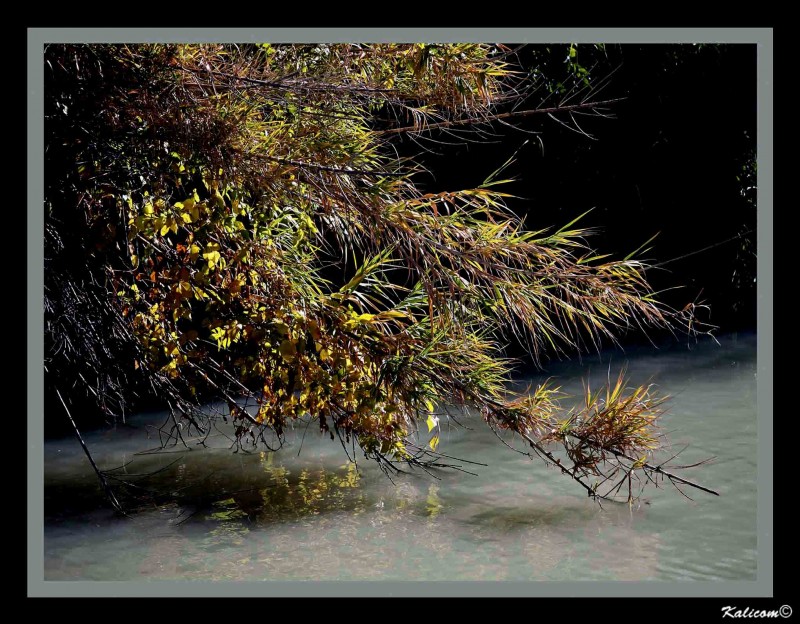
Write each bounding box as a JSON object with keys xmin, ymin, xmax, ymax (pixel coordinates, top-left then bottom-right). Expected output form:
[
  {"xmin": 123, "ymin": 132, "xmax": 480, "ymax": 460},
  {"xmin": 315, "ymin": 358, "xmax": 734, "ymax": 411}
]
[{"xmin": 378, "ymin": 98, "xmax": 626, "ymax": 136}]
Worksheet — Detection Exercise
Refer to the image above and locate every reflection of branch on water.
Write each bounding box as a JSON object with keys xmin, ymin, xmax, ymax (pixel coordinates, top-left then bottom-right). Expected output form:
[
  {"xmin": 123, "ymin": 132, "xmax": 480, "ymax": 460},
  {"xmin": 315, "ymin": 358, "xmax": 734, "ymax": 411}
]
[
  {"xmin": 103, "ymin": 464, "xmax": 233, "ymax": 513},
  {"xmin": 296, "ymin": 416, "xmax": 314, "ymax": 457},
  {"xmin": 106, "ymin": 454, "xmax": 185, "ymax": 479},
  {"xmin": 139, "ymin": 367, "xmax": 720, "ymax": 510},
  {"xmin": 55, "ymin": 387, "xmax": 126, "ymax": 515}
]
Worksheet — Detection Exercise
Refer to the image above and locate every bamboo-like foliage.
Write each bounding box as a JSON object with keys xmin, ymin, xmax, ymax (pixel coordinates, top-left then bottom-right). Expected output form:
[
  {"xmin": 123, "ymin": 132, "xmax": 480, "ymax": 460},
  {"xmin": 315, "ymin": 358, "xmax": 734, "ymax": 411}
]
[{"xmin": 44, "ymin": 43, "xmax": 713, "ymax": 504}]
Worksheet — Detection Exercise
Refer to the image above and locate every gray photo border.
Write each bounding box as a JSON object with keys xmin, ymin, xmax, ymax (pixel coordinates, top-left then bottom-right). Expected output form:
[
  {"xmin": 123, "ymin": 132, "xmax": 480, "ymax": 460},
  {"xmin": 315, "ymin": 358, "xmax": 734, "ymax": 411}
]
[{"xmin": 28, "ymin": 27, "xmax": 773, "ymax": 598}]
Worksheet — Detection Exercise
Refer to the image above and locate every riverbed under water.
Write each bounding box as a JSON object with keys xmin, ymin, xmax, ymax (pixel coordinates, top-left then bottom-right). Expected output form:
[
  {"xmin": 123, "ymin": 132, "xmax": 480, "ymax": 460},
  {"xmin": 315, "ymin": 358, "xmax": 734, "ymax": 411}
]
[{"xmin": 42, "ymin": 332, "xmax": 758, "ymax": 582}]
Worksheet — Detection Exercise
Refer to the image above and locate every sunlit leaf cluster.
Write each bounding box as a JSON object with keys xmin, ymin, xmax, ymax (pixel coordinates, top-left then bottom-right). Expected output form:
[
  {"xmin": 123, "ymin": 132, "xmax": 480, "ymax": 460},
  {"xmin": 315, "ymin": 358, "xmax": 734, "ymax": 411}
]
[{"xmin": 44, "ymin": 43, "xmax": 706, "ymax": 502}]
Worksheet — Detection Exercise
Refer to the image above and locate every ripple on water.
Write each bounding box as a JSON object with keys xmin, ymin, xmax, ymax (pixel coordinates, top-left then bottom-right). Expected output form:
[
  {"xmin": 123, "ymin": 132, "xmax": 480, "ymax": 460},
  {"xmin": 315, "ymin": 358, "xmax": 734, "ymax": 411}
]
[{"xmin": 43, "ymin": 333, "xmax": 759, "ymax": 582}]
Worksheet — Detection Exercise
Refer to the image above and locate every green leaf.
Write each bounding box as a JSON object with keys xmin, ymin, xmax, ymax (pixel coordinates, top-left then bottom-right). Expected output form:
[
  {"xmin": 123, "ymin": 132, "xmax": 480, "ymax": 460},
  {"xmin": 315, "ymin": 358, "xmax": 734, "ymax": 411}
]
[
  {"xmin": 624, "ymin": 232, "xmax": 660, "ymax": 261},
  {"xmin": 340, "ymin": 272, "xmax": 365, "ymax": 293},
  {"xmin": 555, "ymin": 208, "xmax": 593, "ymax": 236},
  {"xmin": 279, "ymin": 339, "xmax": 297, "ymax": 361}
]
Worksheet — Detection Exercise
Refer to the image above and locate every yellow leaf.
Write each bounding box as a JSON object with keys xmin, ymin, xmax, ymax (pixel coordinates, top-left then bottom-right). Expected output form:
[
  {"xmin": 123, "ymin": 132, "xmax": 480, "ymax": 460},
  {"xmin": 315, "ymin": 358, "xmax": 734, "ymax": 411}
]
[
  {"xmin": 429, "ymin": 434, "xmax": 440, "ymax": 452},
  {"xmin": 426, "ymin": 414, "xmax": 437, "ymax": 432},
  {"xmin": 425, "ymin": 399, "xmax": 435, "ymax": 412},
  {"xmin": 160, "ymin": 224, "xmax": 170, "ymax": 236},
  {"xmin": 143, "ymin": 203, "xmax": 154, "ymax": 215},
  {"xmin": 203, "ymin": 250, "xmax": 221, "ymax": 267},
  {"xmin": 181, "ymin": 212, "xmax": 193, "ymax": 224}
]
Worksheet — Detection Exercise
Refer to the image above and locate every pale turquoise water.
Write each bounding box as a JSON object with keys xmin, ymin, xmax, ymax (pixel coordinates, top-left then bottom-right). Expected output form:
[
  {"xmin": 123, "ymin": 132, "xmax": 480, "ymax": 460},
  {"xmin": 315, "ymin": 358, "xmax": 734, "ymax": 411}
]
[{"xmin": 43, "ymin": 333, "xmax": 758, "ymax": 581}]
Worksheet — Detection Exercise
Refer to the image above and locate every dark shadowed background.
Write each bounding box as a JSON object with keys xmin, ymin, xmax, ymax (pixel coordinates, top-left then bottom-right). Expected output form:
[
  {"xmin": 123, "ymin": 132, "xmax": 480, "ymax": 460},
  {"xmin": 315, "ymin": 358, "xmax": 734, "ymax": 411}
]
[{"xmin": 402, "ymin": 43, "xmax": 756, "ymax": 359}]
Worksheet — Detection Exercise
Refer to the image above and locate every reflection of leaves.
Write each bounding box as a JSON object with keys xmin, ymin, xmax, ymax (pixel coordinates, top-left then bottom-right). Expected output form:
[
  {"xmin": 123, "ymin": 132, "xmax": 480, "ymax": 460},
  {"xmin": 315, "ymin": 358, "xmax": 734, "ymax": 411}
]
[
  {"xmin": 211, "ymin": 509, "xmax": 247, "ymax": 521},
  {"xmin": 256, "ymin": 453, "xmax": 365, "ymax": 521},
  {"xmin": 201, "ymin": 496, "xmax": 251, "ymax": 551},
  {"xmin": 337, "ymin": 463, "xmax": 361, "ymax": 489},
  {"xmin": 203, "ymin": 520, "xmax": 250, "ymax": 549},
  {"xmin": 209, "ymin": 497, "xmax": 247, "ymax": 521},
  {"xmin": 426, "ymin": 484, "xmax": 442, "ymax": 518},
  {"xmin": 213, "ymin": 497, "xmax": 236, "ymax": 506}
]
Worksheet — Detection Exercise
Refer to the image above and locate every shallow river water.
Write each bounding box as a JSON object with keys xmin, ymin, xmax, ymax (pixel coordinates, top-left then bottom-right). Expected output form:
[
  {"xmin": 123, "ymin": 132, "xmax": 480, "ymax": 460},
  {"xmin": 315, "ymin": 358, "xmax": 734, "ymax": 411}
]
[{"xmin": 43, "ymin": 333, "xmax": 758, "ymax": 582}]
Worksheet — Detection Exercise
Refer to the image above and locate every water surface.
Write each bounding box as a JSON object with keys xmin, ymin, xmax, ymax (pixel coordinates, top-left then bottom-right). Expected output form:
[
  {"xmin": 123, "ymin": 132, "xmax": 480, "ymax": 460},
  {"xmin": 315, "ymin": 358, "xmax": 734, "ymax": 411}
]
[{"xmin": 43, "ymin": 333, "xmax": 758, "ymax": 582}]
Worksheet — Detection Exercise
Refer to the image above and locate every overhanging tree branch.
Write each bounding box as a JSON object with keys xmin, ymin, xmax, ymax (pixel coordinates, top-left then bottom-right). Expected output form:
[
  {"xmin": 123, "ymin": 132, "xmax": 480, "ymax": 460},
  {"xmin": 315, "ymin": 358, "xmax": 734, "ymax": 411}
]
[
  {"xmin": 377, "ymin": 98, "xmax": 626, "ymax": 136},
  {"xmin": 44, "ymin": 43, "xmax": 715, "ymax": 510}
]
